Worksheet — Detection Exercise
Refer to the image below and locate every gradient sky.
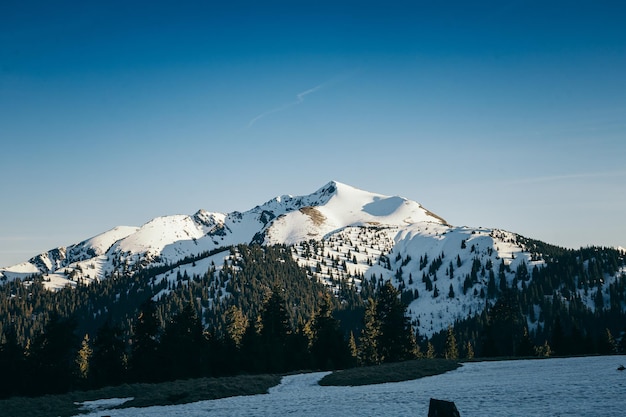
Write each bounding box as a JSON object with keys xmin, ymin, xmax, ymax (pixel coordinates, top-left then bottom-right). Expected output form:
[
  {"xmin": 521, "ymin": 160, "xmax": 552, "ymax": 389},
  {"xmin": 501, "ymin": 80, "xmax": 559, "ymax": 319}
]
[{"xmin": 1, "ymin": 1, "xmax": 625, "ymax": 267}]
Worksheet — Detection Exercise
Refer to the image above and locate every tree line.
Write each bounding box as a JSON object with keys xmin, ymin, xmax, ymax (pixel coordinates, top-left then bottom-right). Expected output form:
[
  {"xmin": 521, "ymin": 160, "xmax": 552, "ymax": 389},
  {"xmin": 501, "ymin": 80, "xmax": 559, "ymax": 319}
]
[
  {"xmin": 1, "ymin": 243, "xmax": 625, "ymax": 398},
  {"xmin": 0, "ymin": 280, "xmax": 419, "ymax": 398}
]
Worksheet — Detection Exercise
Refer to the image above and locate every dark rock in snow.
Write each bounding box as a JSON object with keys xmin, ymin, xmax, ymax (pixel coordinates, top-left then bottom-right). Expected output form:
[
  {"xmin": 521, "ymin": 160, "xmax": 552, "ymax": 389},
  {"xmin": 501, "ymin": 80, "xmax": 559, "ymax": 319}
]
[{"xmin": 428, "ymin": 398, "xmax": 460, "ymax": 417}]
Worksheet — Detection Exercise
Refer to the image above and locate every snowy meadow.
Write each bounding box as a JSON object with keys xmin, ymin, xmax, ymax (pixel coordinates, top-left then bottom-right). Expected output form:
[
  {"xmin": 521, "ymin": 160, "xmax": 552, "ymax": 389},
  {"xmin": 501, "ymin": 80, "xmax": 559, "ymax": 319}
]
[{"xmin": 75, "ymin": 355, "xmax": 626, "ymax": 417}]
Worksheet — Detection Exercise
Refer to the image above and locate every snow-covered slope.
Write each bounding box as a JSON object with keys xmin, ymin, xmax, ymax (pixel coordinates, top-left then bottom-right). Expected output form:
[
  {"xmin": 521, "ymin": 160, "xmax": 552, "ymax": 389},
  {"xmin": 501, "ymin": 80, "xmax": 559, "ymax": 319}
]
[
  {"xmin": 0, "ymin": 181, "xmax": 444, "ymax": 288},
  {"xmin": 0, "ymin": 226, "xmax": 138, "ymax": 284},
  {"xmin": 264, "ymin": 181, "xmax": 446, "ymax": 244},
  {"xmin": 2, "ymin": 181, "xmax": 621, "ymax": 335},
  {"xmin": 289, "ymin": 222, "xmax": 550, "ymax": 336}
]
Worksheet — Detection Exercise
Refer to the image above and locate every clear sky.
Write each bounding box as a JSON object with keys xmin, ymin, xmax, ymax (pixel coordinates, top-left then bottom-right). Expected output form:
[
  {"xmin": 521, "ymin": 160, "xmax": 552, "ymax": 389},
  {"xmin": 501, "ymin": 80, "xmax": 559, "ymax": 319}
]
[{"xmin": 1, "ymin": 0, "xmax": 625, "ymax": 267}]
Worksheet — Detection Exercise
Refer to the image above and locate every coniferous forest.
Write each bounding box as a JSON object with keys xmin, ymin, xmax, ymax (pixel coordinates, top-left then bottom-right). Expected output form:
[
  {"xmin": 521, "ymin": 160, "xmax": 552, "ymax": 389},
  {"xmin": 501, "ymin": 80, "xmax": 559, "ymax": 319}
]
[{"xmin": 1, "ymin": 243, "xmax": 625, "ymax": 398}]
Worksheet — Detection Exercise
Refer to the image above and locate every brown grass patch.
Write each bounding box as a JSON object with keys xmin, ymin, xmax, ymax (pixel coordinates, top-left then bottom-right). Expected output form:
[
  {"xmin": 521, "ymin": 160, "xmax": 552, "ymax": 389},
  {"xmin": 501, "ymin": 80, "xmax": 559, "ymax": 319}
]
[{"xmin": 299, "ymin": 206, "xmax": 326, "ymax": 226}]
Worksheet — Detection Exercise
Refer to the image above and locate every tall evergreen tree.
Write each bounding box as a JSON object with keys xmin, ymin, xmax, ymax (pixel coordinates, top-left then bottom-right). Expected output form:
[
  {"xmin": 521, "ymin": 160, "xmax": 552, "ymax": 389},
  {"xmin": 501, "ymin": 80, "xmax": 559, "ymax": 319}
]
[
  {"xmin": 26, "ymin": 314, "xmax": 79, "ymax": 395},
  {"xmin": 309, "ymin": 294, "xmax": 350, "ymax": 370},
  {"xmin": 358, "ymin": 298, "xmax": 380, "ymax": 365},
  {"xmin": 0, "ymin": 326, "xmax": 25, "ymax": 398},
  {"xmin": 258, "ymin": 289, "xmax": 291, "ymax": 372},
  {"xmin": 444, "ymin": 326, "xmax": 458, "ymax": 360},
  {"xmin": 129, "ymin": 299, "xmax": 161, "ymax": 382},
  {"xmin": 224, "ymin": 305, "xmax": 248, "ymax": 349},
  {"xmin": 159, "ymin": 303, "xmax": 206, "ymax": 380},
  {"xmin": 285, "ymin": 323, "xmax": 311, "ymax": 372},
  {"xmin": 550, "ymin": 316, "xmax": 566, "ymax": 356},
  {"xmin": 597, "ymin": 328, "xmax": 617, "ymax": 355},
  {"xmin": 240, "ymin": 317, "xmax": 263, "ymax": 373},
  {"xmin": 485, "ymin": 290, "xmax": 524, "ymax": 356},
  {"xmin": 347, "ymin": 331, "xmax": 358, "ymax": 365},
  {"xmin": 465, "ymin": 341, "xmax": 474, "ymax": 360},
  {"xmin": 90, "ymin": 321, "xmax": 126, "ymax": 388},
  {"xmin": 375, "ymin": 281, "xmax": 417, "ymax": 363},
  {"xmin": 517, "ymin": 327, "xmax": 536, "ymax": 357},
  {"xmin": 425, "ymin": 341, "xmax": 436, "ymax": 359},
  {"xmin": 75, "ymin": 334, "xmax": 93, "ymax": 386}
]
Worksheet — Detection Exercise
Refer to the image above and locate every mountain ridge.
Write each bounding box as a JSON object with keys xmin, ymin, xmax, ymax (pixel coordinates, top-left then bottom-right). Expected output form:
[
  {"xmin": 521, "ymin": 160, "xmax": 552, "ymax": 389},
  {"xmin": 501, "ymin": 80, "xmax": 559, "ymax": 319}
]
[
  {"xmin": 1, "ymin": 181, "xmax": 624, "ymax": 337},
  {"xmin": 0, "ymin": 180, "xmax": 443, "ymax": 285}
]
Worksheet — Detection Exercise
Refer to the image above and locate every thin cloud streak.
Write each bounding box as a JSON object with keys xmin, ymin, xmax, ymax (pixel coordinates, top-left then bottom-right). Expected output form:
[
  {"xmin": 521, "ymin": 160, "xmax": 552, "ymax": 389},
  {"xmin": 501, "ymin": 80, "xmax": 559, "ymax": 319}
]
[{"xmin": 247, "ymin": 78, "xmax": 335, "ymax": 128}]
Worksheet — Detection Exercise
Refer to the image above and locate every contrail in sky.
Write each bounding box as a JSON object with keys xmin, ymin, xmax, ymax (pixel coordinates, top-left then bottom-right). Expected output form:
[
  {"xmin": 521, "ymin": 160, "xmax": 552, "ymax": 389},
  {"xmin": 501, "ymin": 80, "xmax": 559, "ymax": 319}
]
[{"xmin": 247, "ymin": 80, "xmax": 332, "ymax": 128}]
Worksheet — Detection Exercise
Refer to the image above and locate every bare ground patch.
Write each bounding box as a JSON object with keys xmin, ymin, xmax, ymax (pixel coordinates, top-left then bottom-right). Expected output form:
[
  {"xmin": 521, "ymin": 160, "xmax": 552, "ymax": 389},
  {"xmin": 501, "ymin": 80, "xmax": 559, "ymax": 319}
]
[{"xmin": 299, "ymin": 206, "xmax": 326, "ymax": 226}]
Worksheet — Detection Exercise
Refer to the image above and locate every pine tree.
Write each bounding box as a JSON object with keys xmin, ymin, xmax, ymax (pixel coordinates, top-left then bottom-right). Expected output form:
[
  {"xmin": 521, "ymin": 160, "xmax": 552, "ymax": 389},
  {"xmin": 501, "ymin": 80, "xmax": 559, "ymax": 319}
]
[
  {"xmin": 594, "ymin": 288, "xmax": 605, "ymax": 310},
  {"xmin": 0, "ymin": 326, "xmax": 25, "ymax": 398},
  {"xmin": 91, "ymin": 321, "xmax": 126, "ymax": 388},
  {"xmin": 487, "ymin": 270, "xmax": 497, "ymax": 298},
  {"xmin": 376, "ymin": 281, "xmax": 417, "ymax": 363},
  {"xmin": 425, "ymin": 341, "xmax": 436, "ymax": 359},
  {"xmin": 285, "ymin": 323, "xmax": 311, "ymax": 372},
  {"xmin": 224, "ymin": 305, "xmax": 248, "ymax": 348},
  {"xmin": 444, "ymin": 326, "xmax": 458, "ymax": 360},
  {"xmin": 26, "ymin": 314, "xmax": 79, "ymax": 395},
  {"xmin": 239, "ymin": 317, "xmax": 263, "ymax": 373},
  {"xmin": 129, "ymin": 299, "xmax": 161, "ymax": 382},
  {"xmin": 75, "ymin": 334, "xmax": 92, "ymax": 385},
  {"xmin": 465, "ymin": 341, "xmax": 474, "ymax": 360},
  {"xmin": 536, "ymin": 340, "xmax": 552, "ymax": 357},
  {"xmin": 517, "ymin": 327, "xmax": 536, "ymax": 357},
  {"xmin": 258, "ymin": 289, "xmax": 292, "ymax": 372},
  {"xmin": 310, "ymin": 294, "xmax": 350, "ymax": 370},
  {"xmin": 159, "ymin": 302, "xmax": 206, "ymax": 380},
  {"xmin": 598, "ymin": 328, "xmax": 617, "ymax": 355},
  {"xmin": 348, "ymin": 331, "xmax": 358, "ymax": 364},
  {"xmin": 358, "ymin": 298, "xmax": 380, "ymax": 365},
  {"xmin": 551, "ymin": 316, "xmax": 565, "ymax": 356},
  {"xmin": 486, "ymin": 289, "xmax": 524, "ymax": 356}
]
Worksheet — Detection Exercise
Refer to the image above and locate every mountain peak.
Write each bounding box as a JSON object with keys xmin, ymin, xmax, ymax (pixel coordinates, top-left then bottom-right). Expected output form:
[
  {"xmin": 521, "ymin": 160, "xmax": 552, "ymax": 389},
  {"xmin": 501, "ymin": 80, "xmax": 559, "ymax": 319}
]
[
  {"xmin": 314, "ymin": 180, "xmax": 363, "ymax": 197},
  {"xmin": 0, "ymin": 181, "xmax": 447, "ymax": 285},
  {"xmin": 315, "ymin": 180, "xmax": 336, "ymax": 195}
]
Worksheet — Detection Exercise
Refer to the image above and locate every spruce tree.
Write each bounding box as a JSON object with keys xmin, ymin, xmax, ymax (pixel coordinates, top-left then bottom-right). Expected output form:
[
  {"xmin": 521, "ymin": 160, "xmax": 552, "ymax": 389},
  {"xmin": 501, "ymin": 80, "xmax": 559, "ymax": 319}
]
[
  {"xmin": 129, "ymin": 299, "xmax": 161, "ymax": 382},
  {"xmin": 348, "ymin": 331, "xmax": 358, "ymax": 366},
  {"xmin": 517, "ymin": 327, "xmax": 536, "ymax": 357},
  {"xmin": 310, "ymin": 294, "xmax": 350, "ymax": 370},
  {"xmin": 444, "ymin": 326, "xmax": 458, "ymax": 360},
  {"xmin": 358, "ymin": 298, "xmax": 380, "ymax": 365},
  {"xmin": 224, "ymin": 305, "xmax": 248, "ymax": 349},
  {"xmin": 465, "ymin": 341, "xmax": 474, "ymax": 360},
  {"xmin": 91, "ymin": 321, "xmax": 126, "ymax": 388},
  {"xmin": 425, "ymin": 341, "xmax": 436, "ymax": 359},
  {"xmin": 159, "ymin": 303, "xmax": 206, "ymax": 380},
  {"xmin": 75, "ymin": 334, "xmax": 92, "ymax": 386},
  {"xmin": 550, "ymin": 316, "xmax": 565, "ymax": 356},
  {"xmin": 240, "ymin": 317, "xmax": 263, "ymax": 373},
  {"xmin": 375, "ymin": 282, "xmax": 416, "ymax": 363},
  {"xmin": 597, "ymin": 328, "xmax": 617, "ymax": 355},
  {"xmin": 259, "ymin": 289, "xmax": 291, "ymax": 372},
  {"xmin": 0, "ymin": 326, "xmax": 25, "ymax": 398},
  {"xmin": 27, "ymin": 314, "xmax": 79, "ymax": 395},
  {"xmin": 486, "ymin": 289, "xmax": 524, "ymax": 356}
]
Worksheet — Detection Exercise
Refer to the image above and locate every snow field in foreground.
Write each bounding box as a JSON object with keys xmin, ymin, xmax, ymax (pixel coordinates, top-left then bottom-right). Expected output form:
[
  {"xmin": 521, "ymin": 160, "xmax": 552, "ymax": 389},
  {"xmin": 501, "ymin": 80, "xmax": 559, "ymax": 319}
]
[{"xmin": 75, "ymin": 355, "xmax": 626, "ymax": 417}]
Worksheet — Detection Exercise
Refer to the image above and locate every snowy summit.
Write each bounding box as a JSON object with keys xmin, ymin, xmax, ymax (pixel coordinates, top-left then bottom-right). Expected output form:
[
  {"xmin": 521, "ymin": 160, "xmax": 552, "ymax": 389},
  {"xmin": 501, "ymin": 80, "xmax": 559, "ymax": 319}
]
[{"xmin": 1, "ymin": 181, "xmax": 622, "ymax": 337}]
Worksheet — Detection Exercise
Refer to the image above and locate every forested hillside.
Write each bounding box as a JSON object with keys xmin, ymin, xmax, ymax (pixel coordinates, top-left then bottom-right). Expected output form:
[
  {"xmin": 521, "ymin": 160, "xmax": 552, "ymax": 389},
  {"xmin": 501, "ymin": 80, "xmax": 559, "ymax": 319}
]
[{"xmin": 1, "ymin": 241, "xmax": 625, "ymax": 398}]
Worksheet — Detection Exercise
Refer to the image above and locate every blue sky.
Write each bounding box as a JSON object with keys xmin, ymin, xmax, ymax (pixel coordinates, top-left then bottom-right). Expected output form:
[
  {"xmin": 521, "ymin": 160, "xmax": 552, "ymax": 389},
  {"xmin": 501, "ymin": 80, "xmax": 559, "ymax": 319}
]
[{"xmin": 1, "ymin": 1, "xmax": 625, "ymax": 267}]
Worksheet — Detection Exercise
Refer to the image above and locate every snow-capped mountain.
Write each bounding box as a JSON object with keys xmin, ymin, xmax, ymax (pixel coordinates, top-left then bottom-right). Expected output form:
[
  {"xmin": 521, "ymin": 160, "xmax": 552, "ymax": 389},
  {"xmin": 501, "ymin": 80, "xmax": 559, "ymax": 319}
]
[
  {"xmin": 0, "ymin": 181, "xmax": 443, "ymax": 288},
  {"xmin": 1, "ymin": 181, "xmax": 623, "ymax": 336}
]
